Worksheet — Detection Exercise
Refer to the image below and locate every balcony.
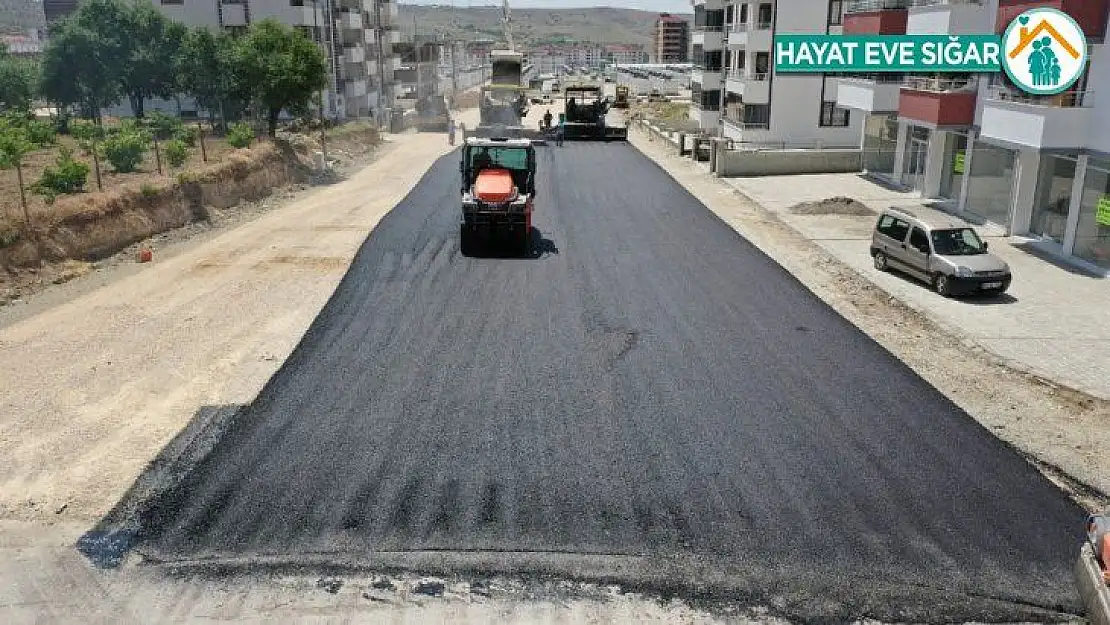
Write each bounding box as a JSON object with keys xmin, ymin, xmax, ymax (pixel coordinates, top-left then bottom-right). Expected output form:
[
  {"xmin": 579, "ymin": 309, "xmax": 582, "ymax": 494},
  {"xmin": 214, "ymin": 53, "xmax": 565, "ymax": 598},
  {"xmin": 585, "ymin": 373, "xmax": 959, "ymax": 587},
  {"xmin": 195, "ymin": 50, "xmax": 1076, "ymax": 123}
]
[
  {"xmin": 898, "ymin": 76, "xmax": 978, "ymax": 126},
  {"xmin": 843, "ymin": 0, "xmax": 909, "ymax": 34},
  {"xmin": 725, "ymin": 71, "xmax": 770, "ymax": 103},
  {"xmin": 907, "ymin": 0, "xmax": 991, "ymax": 34},
  {"xmin": 979, "ymin": 86, "xmax": 1094, "ymax": 148},
  {"xmin": 997, "ymin": 0, "xmax": 1108, "ymax": 38},
  {"xmin": 727, "ymin": 20, "xmax": 773, "ymax": 49},
  {"xmin": 720, "ymin": 116, "xmax": 773, "ymax": 142},
  {"xmin": 692, "ymin": 66, "xmax": 724, "ymax": 88},
  {"xmin": 690, "ymin": 101, "xmax": 722, "ymax": 129},
  {"xmin": 692, "ymin": 25, "xmax": 725, "ymax": 50},
  {"xmin": 344, "ymin": 45, "xmax": 365, "ymax": 65},
  {"xmin": 835, "ymin": 75, "xmax": 903, "ymax": 112},
  {"xmin": 345, "ymin": 78, "xmax": 367, "ymax": 99},
  {"xmin": 336, "ymin": 10, "xmax": 363, "ymax": 30}
]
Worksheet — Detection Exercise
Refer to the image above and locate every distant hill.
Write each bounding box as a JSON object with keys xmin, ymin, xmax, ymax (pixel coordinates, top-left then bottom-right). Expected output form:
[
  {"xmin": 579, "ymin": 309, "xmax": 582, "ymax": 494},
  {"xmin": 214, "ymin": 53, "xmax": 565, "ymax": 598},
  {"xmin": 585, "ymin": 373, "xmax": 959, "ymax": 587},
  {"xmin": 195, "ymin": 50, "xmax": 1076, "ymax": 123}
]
[
  {"xmin": 0, "ymin": 0, "xmax": 44, "ymax": 35},
  {"xmin": 397, "ymin": 4, "xmax": 690, "ymax": 48}
]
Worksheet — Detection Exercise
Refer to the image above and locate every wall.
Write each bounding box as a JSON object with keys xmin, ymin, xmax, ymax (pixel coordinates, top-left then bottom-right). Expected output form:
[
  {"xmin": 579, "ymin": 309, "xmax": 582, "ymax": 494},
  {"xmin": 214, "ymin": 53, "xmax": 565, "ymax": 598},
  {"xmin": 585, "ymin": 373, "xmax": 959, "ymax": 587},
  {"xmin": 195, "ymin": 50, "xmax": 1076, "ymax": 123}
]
[
  {"xmin": 1087, "ymin": 41, "xmax": 1110, "ymax": 155},
  {"xmin": 715, "ymin": 146, "xmax": 863, "ymax": 177}
]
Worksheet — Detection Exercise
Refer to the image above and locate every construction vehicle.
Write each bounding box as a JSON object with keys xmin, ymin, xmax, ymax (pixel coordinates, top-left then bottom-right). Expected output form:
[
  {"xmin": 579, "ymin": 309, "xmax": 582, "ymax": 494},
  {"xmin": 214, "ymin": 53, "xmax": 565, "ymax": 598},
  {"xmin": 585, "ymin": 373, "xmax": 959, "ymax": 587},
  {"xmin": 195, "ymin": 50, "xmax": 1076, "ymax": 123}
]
[
  {"xmin": 613, "ymin": 84, "xmax": 630, "ymax": 109},
  {"xmin": 459, "ymin": 137, "xmax": 536, "ymax": 256},
  {"xmin": 468, "ymin": 1, "xmax": 542, "ymax": 143},
  {"xmin": 1079, "ymin": 508, "xmax": 1110, "ymax": 625},
  {"xmin": 415, "ymin": 94, "xmax": 450, "ymax": 132},
  {"xmin": 561, "ymin": 85, "xmax": 628, "ymax": 141}
]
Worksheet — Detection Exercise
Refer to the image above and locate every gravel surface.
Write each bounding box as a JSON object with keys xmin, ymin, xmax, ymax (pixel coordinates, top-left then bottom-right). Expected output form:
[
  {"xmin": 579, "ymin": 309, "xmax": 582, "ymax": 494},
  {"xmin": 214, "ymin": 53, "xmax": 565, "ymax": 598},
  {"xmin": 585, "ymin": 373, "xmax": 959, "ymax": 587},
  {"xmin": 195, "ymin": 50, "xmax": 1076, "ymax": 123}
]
[
  {"xmin": 127, "ymin": 143, "xmax": 1086, "ymax": 623},
  {"xmin": 789, "ymin": 196, "xmax": 875, "ymax": 216}
]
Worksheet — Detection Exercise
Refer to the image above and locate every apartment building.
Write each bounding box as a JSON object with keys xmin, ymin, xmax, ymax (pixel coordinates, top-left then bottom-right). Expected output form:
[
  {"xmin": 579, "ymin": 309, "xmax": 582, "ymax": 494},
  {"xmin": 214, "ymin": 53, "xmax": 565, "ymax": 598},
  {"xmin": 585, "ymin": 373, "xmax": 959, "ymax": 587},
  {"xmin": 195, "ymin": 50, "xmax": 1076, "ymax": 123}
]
[
  {"xmin": 691, "ymin": 0, "xmax": 861, "ymax": 147},
  {"xmin": 653, "ymin": 13, "xmax": 691, "ymax": 62},
  {"xmin": 836, "ymin": 0, "xmax": 1110, "ymax": 272},
  {"xmin": 604, "ymin": 44, "xmax": 649, "ymax": 66},
  {"xmin": 393, "ymin": 37, "xmax": 441, "ymax": 101},
  {"xmin": 45, "ymin": 0, "xmax": 401, "ymax": 122}
]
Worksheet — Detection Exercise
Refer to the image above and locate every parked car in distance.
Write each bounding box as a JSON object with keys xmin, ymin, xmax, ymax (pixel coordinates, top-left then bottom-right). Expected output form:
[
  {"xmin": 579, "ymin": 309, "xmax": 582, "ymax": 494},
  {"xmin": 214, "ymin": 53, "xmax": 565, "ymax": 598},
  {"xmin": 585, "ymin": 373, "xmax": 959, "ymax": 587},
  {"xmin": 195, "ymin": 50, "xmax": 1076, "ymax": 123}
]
[{"xmin": 870, "ymin": 207, "xmax": 1012, "ymax": 297}]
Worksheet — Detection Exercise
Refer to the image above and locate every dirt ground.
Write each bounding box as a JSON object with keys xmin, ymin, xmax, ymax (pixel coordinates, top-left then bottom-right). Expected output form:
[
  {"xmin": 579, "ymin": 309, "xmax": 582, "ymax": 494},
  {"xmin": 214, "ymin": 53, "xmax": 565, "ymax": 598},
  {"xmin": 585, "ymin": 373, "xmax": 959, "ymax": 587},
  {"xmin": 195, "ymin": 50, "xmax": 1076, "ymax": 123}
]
[
  {"xmin": 789, "ymin": 196, "xmax": 875, "ymax": 216},
  {"xmin": 628, "ymin": 126, "xmax": 1109, "ymax": 512}
]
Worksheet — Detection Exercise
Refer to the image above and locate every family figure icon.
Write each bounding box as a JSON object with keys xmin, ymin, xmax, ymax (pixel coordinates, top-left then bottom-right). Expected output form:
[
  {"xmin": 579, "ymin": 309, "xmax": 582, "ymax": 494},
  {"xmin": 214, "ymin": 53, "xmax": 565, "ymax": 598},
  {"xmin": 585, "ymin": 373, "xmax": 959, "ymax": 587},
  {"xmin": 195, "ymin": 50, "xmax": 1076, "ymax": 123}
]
[{"xmin": 1028, "ymin": 38, "xmax": 1062, "ymax": 86}]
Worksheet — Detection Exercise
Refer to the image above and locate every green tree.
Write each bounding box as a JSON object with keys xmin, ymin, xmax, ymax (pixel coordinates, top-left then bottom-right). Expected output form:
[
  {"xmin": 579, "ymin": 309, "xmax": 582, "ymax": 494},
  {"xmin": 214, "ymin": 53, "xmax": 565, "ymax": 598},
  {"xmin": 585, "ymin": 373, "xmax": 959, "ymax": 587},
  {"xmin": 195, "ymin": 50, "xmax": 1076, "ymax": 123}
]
[
  {"xmin": 235, "ymin": 20, "xmax": 327, "ymax": 137},
  {"xmin": 40, "ymin": 20, "xmax": 121, "ymax": 122},
  {"xmin": 0, "ymin": 121, "xmax": 34, "ymax": 223},
  {"xmin": 176, "ymin": 27, "xmax": 250, "ymax": 129},
  {"xmin": 0, "ymin": 50, "xmax": 38, "ymax": 113}
]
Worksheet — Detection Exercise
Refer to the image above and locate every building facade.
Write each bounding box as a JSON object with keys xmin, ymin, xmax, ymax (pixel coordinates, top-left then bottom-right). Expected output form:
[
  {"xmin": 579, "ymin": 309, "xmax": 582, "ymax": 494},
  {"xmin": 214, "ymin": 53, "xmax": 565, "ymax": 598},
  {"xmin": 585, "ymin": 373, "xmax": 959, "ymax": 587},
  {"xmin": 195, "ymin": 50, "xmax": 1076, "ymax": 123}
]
[
  {"xmin": 836, "ymin": 0, "xmax": 1110, "ymax": 273},
  {"xmin": 44, "ymin": 0, "xmax": 401, "ymax": 122},
  {"xmin": 653, "ymin": 13, "xmax": 691, "ymax": 63},
  {"xmin": 604, "ymin": 44, "xmax": 649, "ymax": 66},
  {"xmin": 691, "ymin": 0, "xmax": 861, "ymax": 148}
]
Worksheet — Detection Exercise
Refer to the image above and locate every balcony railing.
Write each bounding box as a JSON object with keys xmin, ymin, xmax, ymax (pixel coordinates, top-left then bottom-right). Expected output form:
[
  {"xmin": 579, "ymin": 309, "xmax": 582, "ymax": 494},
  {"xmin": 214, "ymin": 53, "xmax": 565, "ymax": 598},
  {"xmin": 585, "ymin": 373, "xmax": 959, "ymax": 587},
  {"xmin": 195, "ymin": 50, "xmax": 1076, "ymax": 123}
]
[
  {"xmin": 986, "ymin": 85, "xmax": 1093, "ymax": 108},
  {"xmin": 845, "ymin": 0, "xmax": 910, "ymax": 13},
  {"xmin": 694, "ymin": 25, "xmax": 726, "ymax": 32},
  {"xmin": 728, "ymin": 70, "xmax": 770, "ymax": 81},
  {"xmin": 692, "ymin": 102, "xmax": 722, "ymax": 111},
  {"xmin": 902, "ymin": 76, "xmax": 976, "ymax": 92},
  {"xmin": 839, "ymin": 72, "xmax": 905, "ymax": 83},
  {"xmin": 722, "ymin": 117, "xmax": 770, "ymax": 130},
  {"xmin": 907, "ymin": 0, "xmax": 982, "ymax": 6}
]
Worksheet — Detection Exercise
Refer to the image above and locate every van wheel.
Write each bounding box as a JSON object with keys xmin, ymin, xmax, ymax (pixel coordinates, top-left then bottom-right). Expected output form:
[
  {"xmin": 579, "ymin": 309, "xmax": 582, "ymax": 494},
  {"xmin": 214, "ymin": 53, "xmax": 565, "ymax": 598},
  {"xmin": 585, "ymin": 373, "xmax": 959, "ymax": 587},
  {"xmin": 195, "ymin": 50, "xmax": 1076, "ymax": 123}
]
[
  {"xmin": 934, "ymin": 274, "xmax": 952, "ymax": 297},
  {"xmin": 873, "ymin": 251, "xmax": 888, "ymax": 272}
]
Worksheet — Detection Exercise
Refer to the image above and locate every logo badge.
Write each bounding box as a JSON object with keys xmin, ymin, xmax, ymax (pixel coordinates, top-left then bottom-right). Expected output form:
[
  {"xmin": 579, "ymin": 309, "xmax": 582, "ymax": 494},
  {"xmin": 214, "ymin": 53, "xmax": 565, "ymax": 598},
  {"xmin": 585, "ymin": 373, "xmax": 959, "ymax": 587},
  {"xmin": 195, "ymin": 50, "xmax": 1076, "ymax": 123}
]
[{"xmin": 1001, "ymin": 8, "xmax": 1087, "ymax": 95}]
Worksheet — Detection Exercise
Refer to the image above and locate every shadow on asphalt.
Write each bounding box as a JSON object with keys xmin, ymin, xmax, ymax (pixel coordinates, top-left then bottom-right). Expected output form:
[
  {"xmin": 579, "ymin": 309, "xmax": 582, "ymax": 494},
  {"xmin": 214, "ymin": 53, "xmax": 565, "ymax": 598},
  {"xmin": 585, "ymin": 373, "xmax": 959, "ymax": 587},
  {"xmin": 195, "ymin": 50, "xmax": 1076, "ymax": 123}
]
[{"xmin": 462, "ymin": 227, "xmax": 559, "ymax": 260}]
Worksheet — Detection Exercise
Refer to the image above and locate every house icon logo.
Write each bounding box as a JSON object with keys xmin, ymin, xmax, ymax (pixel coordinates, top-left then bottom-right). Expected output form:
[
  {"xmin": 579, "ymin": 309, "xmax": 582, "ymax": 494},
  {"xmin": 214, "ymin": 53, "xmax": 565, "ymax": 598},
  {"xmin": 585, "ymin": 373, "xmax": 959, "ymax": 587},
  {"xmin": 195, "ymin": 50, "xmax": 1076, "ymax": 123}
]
[{"xmin": 1001, "ymin": 8, "xmax": 1087, "ymax": 96}]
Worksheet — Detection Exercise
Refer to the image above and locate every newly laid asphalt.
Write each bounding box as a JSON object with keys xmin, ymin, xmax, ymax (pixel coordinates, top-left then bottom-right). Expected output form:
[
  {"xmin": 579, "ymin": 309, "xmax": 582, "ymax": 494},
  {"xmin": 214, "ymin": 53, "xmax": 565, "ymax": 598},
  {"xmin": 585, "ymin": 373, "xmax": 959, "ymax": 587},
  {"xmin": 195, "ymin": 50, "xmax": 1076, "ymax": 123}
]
[{"xmin": 135, "ymin": 143, "xmax": 1087, "ymax": 622}]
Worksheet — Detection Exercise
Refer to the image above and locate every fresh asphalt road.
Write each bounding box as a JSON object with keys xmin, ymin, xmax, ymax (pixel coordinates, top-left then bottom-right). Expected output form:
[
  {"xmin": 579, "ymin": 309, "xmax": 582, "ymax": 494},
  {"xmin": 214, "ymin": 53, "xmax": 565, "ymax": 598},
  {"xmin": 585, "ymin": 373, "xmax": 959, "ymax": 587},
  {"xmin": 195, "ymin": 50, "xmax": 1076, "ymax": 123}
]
[{"xmin": 134, "ymin": 143, "xmax": 1086, "ymax": 622}]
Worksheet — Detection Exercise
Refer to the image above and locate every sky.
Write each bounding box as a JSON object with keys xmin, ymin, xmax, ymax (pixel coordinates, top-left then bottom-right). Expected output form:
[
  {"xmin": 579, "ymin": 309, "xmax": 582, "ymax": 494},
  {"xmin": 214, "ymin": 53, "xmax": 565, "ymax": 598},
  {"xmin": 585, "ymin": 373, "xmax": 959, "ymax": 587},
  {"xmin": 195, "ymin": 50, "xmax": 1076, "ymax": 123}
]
[{"xmin": 401, "ymin": 1, "xmax": 692, "ymax": 13}]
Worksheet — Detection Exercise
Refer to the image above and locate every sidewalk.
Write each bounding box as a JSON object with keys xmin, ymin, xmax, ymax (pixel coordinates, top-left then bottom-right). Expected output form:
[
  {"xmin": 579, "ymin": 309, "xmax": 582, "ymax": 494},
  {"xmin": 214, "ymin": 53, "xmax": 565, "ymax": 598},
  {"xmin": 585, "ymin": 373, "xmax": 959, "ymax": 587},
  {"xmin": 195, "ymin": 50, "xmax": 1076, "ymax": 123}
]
[{"xmin": 724, "ymin": 173, "xmax": 1110, "ymax": 401}]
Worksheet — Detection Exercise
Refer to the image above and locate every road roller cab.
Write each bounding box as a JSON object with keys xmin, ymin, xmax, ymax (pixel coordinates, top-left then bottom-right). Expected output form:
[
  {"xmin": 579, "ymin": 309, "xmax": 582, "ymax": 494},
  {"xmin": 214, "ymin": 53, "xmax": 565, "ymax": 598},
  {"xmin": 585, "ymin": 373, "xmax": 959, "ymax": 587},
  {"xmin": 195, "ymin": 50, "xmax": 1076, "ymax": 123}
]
[{"xmin": 460, "ymin": 137, "xmax": 536, "ymax": 256}]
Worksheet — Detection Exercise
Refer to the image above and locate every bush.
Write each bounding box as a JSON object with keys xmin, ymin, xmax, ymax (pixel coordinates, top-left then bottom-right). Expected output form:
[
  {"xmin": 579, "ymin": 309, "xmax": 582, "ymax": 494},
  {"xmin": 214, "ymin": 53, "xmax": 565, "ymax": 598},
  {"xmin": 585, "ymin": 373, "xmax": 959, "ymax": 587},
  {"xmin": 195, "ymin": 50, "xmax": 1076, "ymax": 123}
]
[
  {"xmin": 140, "ymin": 182, "xmax": 160, "ymax": 197},
  {"xmin": 174, "ymin": 124, "xmax": 199, "ymax": 147},
  {"xmin": 227, "ymin": 122, "xmax": 254, "ymax": 149},
  {"xmin": 163, "ymin": 138, "xmax": 188, "ymax": 168},
  {"xmin": 70, "ymin": 120, "xmax": 105, "ymax": 143},
  {"xmin": 31, "ymin": 146, "xmax": 90, "ymax": 203},
  {"xmin": 99, "ymin": 126, "xmax": 151, "ymax": 173},
  {"xmin": 146, "ymin": 111, "xmax": 184, "ymax": 141},
  {"xmin": 24, "ymin": 119, "xmax": 57, "ymax": 147}
]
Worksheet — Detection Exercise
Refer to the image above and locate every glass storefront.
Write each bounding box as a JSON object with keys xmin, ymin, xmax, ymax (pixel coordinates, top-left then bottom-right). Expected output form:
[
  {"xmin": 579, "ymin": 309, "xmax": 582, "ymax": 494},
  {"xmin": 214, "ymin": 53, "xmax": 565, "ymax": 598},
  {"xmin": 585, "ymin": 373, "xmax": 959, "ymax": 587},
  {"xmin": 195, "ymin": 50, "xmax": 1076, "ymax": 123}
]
[
  {"xmin": 1030, "ymin": 155, "xmax": 1078, "ymax": 244},
  {"xmin": 862, "ymin": 114, "xmax": 897, "ymax": 178},
  {"xmin": 900, "ymin": 126, "xmax": 929, "ymax": 191},
  {"xmin": 1073, "ymin": 157, "xmax": 1110, "ymax": 269},
  {"xmin": 964, "ymin": 143, "xmax": 1016, "ymax": 228},
  {"xmin": 939, "ymin": 133, "xmax": 968, "ymax": 201}
]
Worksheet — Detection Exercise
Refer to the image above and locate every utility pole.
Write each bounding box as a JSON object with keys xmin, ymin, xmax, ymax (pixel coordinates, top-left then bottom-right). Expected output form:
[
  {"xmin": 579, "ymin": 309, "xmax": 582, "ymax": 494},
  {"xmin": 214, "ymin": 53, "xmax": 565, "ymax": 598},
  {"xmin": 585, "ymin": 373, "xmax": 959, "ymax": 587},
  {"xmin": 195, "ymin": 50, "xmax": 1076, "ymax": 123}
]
[{"xmin": 313, "ymin": 0, "xmax": 328, "ymax": 165}]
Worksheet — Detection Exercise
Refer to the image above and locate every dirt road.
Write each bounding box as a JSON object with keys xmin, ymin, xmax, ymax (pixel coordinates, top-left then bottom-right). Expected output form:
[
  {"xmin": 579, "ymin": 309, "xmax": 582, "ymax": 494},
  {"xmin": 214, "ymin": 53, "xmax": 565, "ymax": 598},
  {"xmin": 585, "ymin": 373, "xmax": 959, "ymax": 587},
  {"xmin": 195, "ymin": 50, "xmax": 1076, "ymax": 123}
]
[{"xmin": 0, "ymin": 121, "xmax": 471, "ymax": 526}]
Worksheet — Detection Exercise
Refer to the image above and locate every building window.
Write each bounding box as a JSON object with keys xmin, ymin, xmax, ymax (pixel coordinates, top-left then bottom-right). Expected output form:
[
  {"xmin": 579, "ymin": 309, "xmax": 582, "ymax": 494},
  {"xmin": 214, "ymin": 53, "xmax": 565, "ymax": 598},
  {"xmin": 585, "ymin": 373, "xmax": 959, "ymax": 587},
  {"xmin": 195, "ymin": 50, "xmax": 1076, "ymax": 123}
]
[
  {"xmin": 819, "ymin": 101, "xmax": 849, "ymax": 127},
  {"xmin": 160, "ymin": 0, "xmax": 184, "ymax": 5},
  {"xmin": 965, "ymin": 144, "xmax": 1017, "ymax": 227},
  {"xmin": 757, "ymin": 4, "xmax": 773, "ymax": 28},
  {"xmin": 1073, "ymin": 157, "xmax": 1110, "ymax": 269},
  {"xmin": 290, "ymin": 0, "xmax": 305, "ymax": 5},
  {"xmin": 828, "ymin": 0, "xmax": 843, "ymax": 26},
  {"xmin": 1030, "ymin": 154, "xmax": 1078, "ymax": 244}
]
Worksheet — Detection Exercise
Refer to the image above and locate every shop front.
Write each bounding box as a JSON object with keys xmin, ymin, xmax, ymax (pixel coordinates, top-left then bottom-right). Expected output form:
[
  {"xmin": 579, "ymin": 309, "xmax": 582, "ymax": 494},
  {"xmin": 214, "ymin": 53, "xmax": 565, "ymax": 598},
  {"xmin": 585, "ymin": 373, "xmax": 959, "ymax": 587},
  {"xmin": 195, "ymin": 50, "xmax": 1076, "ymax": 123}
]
[
  {"xmin": 964, "ymin": 143, "xmax": 1017, "ymax": 229},
  {"xmin": 1029, "ymin": 154, "xmax": 1079, "ymax": 246},
  {"xmin": 938, "ymin": 132, "xmax": 968, "ymax": 202},
  {"xmin": 861, "ymin": 113, "xmax": 898, "ymax": 181},
  {"xmin": 1074, "ymin": 157, "xmax": 1110, "ymax": 270}
]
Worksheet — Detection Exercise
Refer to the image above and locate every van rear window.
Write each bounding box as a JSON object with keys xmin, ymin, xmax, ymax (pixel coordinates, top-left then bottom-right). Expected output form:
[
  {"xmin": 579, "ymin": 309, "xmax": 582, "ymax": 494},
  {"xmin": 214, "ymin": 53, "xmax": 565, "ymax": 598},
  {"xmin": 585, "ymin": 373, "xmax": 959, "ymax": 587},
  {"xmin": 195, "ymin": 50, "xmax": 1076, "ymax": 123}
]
[{"xmin": 877, "ymin": 215, "xmax": 910, "ymax": 241}]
